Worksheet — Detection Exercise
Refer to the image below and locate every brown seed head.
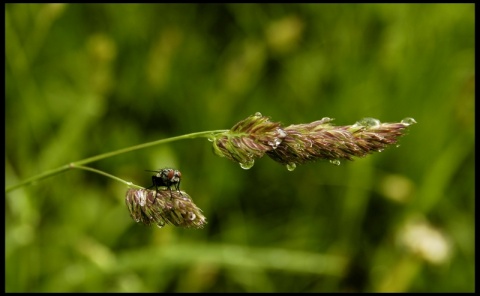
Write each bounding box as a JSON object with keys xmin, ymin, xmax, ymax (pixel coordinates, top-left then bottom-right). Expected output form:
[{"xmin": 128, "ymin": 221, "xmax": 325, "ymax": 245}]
[
  {"xmin": 266, "ymin": 117, "xmax": 416, "ymax": 166},
  {"xmin": 125, "ymin": 188, "xmax": 207, "ymax": 229},
  {"xmin": 212, "ymin": 112, "xmax": 286, "ymax": 167}
]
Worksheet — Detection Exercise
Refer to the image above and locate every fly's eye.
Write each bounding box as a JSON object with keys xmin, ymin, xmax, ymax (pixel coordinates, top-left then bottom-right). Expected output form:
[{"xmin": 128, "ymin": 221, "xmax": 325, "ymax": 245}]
[{"xmin": 167, "ymin": 169, "xmax": 175, "ymax": 179}]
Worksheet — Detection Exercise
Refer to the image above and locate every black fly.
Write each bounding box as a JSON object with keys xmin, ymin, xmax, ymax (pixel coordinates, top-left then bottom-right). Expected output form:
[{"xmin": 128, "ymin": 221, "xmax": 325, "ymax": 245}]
[{"xmin": 146, "ymin": 168, "xmax": 182, "ymax": 203}]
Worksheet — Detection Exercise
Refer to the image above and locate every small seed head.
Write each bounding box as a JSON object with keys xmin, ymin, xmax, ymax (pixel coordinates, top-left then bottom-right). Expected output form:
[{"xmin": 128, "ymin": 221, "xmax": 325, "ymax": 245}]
[{"xmin": 125, "ymin": 188, "xmax": 207, "ymax": 229}]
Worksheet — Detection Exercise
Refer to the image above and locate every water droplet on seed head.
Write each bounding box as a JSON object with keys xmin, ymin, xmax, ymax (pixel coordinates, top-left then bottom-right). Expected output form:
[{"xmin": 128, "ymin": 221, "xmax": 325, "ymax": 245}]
[
  {"xmin": 286, "ymin": 163, "xmax": 297, "ymax": 171},
  {"xmin": 357, "ymin": 117, "xmax": 381, "ymax": 128},
  {"xmin": 240, "ymin": 159, "xmax": 255, "ymax": 170},
  {"xmin": 330, "ymin": 159, "xmax": 341, "ymax": 166},
  {"xmin": 401, "ymin": 117, "xmax": 417, "ymax": 126}
]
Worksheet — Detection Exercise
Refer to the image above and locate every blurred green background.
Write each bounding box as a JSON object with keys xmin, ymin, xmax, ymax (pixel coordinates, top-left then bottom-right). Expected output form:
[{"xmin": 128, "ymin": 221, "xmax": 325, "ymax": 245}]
[{"xmin": 5, "ymin": 3, "xmax": 474, "ymax": 292}]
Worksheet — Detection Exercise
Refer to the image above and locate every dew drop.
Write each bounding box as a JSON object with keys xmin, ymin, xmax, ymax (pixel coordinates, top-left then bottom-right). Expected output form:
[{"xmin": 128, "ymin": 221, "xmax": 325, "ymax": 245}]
[
  {"xmin": 286, "ymin": 163, "xmax": 297, "ymax": 171},
  {"xmin": 188, "ymin": 212, "xmax": 196, "ymax": 220},
  {"xmin": 330, "ymin": 159, "xmax": 341, "ymax": 166},
  {"xmin": 396, "ymin": 144, "xmax": 401, "ymax": 148},
  {"xmin": 358, "ymin": 117, "xmax": 381, "ymax": 128},
  {"xmin": 268, "ymin": 138, "xmax": 283, "ymax": 149},
  {"xmin": 156, "ymin": 224, "xmax": 164, "ymax": 229},
  {"xmin": 321, "ymin": 117, "xmax": 333, "ymax": 123},
  {"xmin": 254, "ymin": 112, "xmax": 263, "ymax": 117},
  {"xmin": 401, "ymin": 117, "xmax": 417, "ymax": 126},
  {"xmin": 207, "ymin": 135, "xmax": 215, "ymax": 142},
  {"xmin": 135, "ymin": 218, "xmax": 140, "ymax": 223},
  {"xmin": 240, "ymin": 159, "xmax": 255, "ymax": 170}
]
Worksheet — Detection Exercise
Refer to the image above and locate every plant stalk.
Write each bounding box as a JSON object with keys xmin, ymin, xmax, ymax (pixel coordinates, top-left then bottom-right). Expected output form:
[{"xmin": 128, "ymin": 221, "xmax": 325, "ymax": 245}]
[{"xmin": 5, "ymin": 130, "xmax": 228, "ymax": 193}]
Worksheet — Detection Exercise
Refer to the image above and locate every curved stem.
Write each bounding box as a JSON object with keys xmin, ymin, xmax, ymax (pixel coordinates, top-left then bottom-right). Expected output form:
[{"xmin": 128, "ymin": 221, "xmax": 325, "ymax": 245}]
[
  {"xmin": 74, "ymin": 165, "xmax": 144, "ymax": 189},
  {"xmin": 5, "ymin": 129, "xmax": 228, "ymax": 193},
  {"xmin": 73, "ymin": 130, "xmax": 228, "ymax": 166}
]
